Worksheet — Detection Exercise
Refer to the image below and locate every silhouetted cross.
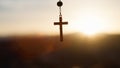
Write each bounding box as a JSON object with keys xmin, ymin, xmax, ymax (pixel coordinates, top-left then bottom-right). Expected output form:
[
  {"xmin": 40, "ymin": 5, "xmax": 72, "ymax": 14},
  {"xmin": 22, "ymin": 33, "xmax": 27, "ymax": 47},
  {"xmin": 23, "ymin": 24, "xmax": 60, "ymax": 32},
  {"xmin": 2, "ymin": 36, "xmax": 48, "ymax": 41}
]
[
  {"xmin": 54, "ymin": 0, "xmax": 68, "ymax": 42},
  {"xmin": 54, "ymin": 15, "xmax": 68, "ymax": 42}
]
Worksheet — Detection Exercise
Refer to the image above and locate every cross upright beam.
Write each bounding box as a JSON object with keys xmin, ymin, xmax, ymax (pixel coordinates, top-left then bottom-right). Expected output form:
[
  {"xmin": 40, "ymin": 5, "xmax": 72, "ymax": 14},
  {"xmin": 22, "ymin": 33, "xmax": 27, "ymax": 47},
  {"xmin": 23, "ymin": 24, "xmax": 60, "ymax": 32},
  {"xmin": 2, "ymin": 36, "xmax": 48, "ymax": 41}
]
[{"xmin": 54, "ymin": 15, "xmax": 68, "ymax": 42}]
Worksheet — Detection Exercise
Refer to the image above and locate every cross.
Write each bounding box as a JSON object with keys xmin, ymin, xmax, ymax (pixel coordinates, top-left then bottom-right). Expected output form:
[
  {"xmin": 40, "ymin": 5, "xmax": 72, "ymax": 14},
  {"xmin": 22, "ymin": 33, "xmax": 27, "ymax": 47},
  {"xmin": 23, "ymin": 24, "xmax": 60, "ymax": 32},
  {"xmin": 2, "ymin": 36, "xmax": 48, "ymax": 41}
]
[
  {"xmin": 54, "ymin": 15, "xmax": 68, "ymax": 42},
  {"xmin": 54, "ymin": 0, "xmax": 68, "ymax": 42}
]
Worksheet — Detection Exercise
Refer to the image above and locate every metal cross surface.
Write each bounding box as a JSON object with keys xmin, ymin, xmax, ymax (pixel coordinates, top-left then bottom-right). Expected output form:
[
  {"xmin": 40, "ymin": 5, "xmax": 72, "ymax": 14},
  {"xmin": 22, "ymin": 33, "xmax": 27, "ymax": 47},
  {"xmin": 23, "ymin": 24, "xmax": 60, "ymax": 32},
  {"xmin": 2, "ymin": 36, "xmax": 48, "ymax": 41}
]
[{"xmin": 54, "ymin": 0, "xmax": 68, "ymax": 42}]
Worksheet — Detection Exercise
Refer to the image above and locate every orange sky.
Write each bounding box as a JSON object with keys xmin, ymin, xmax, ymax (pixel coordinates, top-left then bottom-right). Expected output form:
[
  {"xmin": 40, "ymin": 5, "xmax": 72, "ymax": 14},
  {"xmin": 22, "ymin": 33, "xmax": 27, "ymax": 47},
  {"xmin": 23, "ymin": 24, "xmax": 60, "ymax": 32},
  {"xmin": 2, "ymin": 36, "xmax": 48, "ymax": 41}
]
[{"xmin": 0, "ymin": 0, "xmax": 120, "ymax": 36}]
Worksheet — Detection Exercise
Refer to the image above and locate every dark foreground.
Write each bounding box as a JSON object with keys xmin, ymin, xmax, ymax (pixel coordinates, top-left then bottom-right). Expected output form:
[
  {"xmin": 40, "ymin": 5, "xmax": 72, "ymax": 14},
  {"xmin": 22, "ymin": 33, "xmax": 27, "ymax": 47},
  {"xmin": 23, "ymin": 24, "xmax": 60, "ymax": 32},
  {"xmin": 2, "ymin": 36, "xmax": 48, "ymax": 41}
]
[{"xmin": 0, "ymin": 33, "xmax": 120, "ymax": 68}]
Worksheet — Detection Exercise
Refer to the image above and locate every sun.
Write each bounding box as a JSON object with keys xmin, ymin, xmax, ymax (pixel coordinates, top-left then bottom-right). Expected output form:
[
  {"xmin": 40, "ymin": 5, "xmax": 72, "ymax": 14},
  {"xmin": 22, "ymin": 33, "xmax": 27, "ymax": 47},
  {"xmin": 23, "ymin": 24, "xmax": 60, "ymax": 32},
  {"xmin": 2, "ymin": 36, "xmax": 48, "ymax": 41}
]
[
  {"xmin": 80, "ymin": 24, "xmax": 102, "ymax": 36},
  {"xmin": 70, "ymin": 13, "xmax": 105, "ymax": 36}
]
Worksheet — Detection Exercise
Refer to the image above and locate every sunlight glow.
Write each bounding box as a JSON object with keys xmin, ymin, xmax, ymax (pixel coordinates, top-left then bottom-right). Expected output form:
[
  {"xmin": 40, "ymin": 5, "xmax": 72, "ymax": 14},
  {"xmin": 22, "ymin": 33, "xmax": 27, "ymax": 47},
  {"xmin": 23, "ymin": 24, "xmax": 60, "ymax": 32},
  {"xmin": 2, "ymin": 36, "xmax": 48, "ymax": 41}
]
[
  {"xmin": 70, "ymin": 12, "xmax": 106, "ymax": 36},
  {"xmin": 80, "ymin": 21, "xmax": 103, "ymax": 36}
]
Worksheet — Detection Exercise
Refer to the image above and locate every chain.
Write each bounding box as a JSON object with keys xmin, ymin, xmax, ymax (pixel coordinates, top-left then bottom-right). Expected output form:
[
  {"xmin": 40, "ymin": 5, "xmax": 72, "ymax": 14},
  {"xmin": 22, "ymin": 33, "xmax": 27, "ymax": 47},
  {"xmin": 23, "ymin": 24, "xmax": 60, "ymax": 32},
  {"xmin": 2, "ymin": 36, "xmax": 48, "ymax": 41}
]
[{"xmin": 59, "ymin": 7, "xmax": 62, "ymax": 17}]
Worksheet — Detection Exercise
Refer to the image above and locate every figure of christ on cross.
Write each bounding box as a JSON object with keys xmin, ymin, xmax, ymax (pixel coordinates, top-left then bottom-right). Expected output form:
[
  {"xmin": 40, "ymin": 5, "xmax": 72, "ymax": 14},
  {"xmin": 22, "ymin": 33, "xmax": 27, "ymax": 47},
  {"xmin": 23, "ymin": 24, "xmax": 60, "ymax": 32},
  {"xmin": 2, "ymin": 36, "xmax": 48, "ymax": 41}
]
[{"xmin": 54, "ymin": 15, "xmax": 68, "ymax": 42}]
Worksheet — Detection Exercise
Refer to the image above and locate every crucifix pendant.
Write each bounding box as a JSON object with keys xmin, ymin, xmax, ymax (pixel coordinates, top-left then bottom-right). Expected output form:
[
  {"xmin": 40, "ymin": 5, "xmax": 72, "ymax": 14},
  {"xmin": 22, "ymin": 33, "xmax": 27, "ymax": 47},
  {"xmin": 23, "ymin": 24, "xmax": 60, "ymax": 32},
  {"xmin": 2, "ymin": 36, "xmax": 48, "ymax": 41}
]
[
  {"xmin": 54, "ymin": 0, "xmax": 68, "ymax": 42},
  {"xmin": 54, "ymin": 15, "xmax": 68, "ymax": 42}
]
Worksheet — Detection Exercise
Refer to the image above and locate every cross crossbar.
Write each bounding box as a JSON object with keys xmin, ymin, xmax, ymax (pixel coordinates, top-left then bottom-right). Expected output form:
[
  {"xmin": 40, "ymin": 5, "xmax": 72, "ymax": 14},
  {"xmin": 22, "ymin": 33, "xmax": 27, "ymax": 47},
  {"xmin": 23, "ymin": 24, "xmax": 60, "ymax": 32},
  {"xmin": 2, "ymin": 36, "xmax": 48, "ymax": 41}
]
[{"xmin": 54, "ymin": 22, "xmax": 68, "ymax": 25}]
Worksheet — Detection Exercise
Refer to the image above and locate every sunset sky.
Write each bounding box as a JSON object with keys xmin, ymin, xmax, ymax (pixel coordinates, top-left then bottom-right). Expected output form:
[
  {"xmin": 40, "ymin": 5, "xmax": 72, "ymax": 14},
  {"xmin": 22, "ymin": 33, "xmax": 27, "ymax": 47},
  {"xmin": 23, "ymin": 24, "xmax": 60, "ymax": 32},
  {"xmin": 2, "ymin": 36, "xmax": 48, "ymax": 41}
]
[{"xmin": 0, "ymin": 0, "xmax": 120, "ymax": 36}]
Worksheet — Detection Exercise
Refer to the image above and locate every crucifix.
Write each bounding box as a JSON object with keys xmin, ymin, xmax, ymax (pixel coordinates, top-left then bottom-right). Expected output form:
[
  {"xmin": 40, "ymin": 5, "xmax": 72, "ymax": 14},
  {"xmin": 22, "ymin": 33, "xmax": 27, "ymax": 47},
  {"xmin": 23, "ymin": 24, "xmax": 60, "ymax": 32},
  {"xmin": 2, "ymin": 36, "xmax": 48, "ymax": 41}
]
[{"xmin": 54, "ymin": 0, "xmax": 68, "ymax": 42}]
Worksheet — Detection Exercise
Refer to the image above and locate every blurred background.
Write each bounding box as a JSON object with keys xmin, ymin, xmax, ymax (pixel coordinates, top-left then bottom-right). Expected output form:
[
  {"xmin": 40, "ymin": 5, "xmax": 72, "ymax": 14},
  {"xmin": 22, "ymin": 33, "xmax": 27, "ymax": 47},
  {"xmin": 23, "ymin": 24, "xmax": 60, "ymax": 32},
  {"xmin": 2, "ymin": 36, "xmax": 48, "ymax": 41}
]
[{"xmin": 0, "ymin": 0, "xmax": 120, "ymax": 68}]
